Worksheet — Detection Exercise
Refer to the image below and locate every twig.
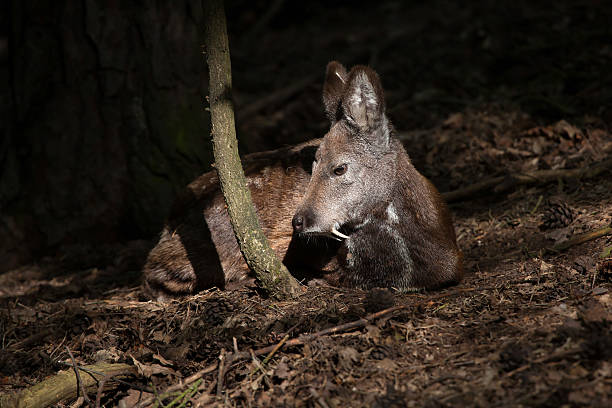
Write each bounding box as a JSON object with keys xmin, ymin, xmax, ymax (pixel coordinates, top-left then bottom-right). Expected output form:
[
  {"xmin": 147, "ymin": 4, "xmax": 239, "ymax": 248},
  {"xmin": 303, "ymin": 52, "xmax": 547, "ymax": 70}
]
[
  {"xmin": 180, "ymin": 380, "xmax": 203, "ymax": 408},
  {"xmin": 252, "ymin": 287, "xmax": 487, "ymax": 355},
  {"xmin": 443, "ymin": 176, "xmax": 506, "ymax": 202},
  {"xmin": 216, "ymin": 348, "xmax": 226, "ymax": 397},
  {"xmin": 66, "ymin": 346, "xmax": 91, "ymax": 406},
  {"xmin": 251, "ymin": 334, "xmax": 289, "ymax": 377},
  {"xmin": 70, "ymin": 396, "xmax": 85, "ymax": 408},
  {"xmin": 506, "ymin": 347, "xmax": 582, "ymax": 377},
  {"xmin": 193, "ymin": 379, "xmax": 217, "ymax": 407},
  {"xmin": 547, "ymin": 226, "xmax": 612, "ymax": 254},
  {"xmin": 94, "ymin": 375, "xmax": 107, "ymax": 408},
  {"xmin": 530, "ymin": 195, "xmax": 543, "ymax": 215},
  {"xmin": 249, "ymin": 349, "xmax": 270, "ymax": 386},
  {"xmin": 150, "ymin": 382, "xmax": 164, "ymax": 408},
  {"xmin": 7, "ymin": 328, "xmax": 53, "ymax": 351},
  {"xmin": 425, "ymin": 375, "xmax": 468, "ymax": 388},
  {"xmin": 442, "ymin": 158, "xmax": 612, "ymax": 203},
  {"xmin": 261, "ymin": 334, "xmax": 289, "ymax": 366}
]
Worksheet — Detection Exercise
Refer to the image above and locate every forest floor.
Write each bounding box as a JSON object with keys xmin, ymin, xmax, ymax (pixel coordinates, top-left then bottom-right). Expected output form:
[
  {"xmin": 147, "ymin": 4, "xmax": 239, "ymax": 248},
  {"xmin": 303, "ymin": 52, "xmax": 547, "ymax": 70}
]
[{"xmin": 2, "ymin": 1, "xmax": 612, "ymax": 407}]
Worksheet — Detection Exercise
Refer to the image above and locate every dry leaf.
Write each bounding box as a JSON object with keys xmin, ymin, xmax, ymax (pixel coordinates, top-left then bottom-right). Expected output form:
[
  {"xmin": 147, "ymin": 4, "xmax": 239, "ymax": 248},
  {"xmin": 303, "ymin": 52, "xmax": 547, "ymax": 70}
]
[
  {"xmin": 130, "ymin": 355, "xmax": 176, "ymax": 378},
  {"xmin": 153, "ymin": 353, "xmax": 175, "ymax": 367},
  {"xmin": 375, "ymin": 358, "xmax": 397, "ymax": 372},
  {"xmin": 338, "ymin": 347, "xmax": 360, "ymax": 370}
]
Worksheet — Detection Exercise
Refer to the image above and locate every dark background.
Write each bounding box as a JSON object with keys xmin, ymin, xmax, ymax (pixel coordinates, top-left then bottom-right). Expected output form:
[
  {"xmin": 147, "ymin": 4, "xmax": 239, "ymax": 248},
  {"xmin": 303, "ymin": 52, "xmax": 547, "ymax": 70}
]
[{"xmin": 1, "ymin": 0, "xmax": 611, "ymax": 272}]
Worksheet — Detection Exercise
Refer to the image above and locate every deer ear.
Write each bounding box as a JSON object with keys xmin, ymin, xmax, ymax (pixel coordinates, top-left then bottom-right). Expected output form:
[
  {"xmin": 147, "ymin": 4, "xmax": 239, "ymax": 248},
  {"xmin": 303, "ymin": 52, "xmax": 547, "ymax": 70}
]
[
  {"xmin": 342, "ymin": 66, "xmax": 386, "ymax": 134},
  {"xmin": 322, "ymin": 61, "xmax": 348, "ymax": 123}
]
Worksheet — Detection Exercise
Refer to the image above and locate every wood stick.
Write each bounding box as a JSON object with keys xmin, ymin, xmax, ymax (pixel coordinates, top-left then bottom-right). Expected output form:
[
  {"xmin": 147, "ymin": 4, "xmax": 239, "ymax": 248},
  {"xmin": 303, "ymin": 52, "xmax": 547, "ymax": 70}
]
[
  {"xmin": 216, "ymin": 348, "xmax": 226, "ymax": 397},
  {"xmin": 94, "ymin": 375, "xmax": 108, "ymax": 408},
  {"xmin": 442, "ymin": 158, "xmax": 612, "ymax": 203},
  {"xmin": 6, "ymin": 329, "xmax": 53, "ymax": 351},
  {"xmin": 0, "ymin": 363, "xmax": 135, "ymax": 408},
  {"xmin": 65, "ymin": 346, "xmax": 91, "ymax": 406},
  {"xmin": 547, "ymin": 226, "xmax": 612, "ymax": 253},
  {"xmin": 442, "ymin": 176, "xmax": 505, "ymax": 203},
  {"xmin": 54, "ymin": 362, "xmax": 153, "ymax": 393}
]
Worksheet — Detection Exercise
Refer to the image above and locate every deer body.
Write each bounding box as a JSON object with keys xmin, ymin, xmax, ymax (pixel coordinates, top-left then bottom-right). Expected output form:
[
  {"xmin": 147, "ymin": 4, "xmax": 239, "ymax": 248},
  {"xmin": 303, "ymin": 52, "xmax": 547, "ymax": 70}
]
[
  {"xmin": 143, "ymin": 140, "xmax": 339, "ymax": 298},
  {"xmin": 143, "ymin": 62, "xmax": 462, "ymax": 299}
]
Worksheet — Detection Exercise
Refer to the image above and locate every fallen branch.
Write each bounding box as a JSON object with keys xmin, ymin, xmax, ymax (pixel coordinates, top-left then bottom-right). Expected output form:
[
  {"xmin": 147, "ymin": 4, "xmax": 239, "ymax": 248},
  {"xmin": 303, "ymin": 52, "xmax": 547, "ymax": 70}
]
[
  {"xmin": 547, "ymin": 226, "xmax": 612, "ymax": 254},
  {"xmin": 442, "ymin": 176, "xmax": 505, "ymax": 203},
  {"xmin": 6, "ymin": 328, "xmax": 53, "ymax": 351},
  {"xmin": 442, "ymin": 158, "xmax": 612, "ymax": 203},
  {"xmin": 0, "ymin": 363, "xmax": 136, "ymax": 408},
  {"xmin": 506, "ymin": 347, "xmax": 583, "ymax": 378}
]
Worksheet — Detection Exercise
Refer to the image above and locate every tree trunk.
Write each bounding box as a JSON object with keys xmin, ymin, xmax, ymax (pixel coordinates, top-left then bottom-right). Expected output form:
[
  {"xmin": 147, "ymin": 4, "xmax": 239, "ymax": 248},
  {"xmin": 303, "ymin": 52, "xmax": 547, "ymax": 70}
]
[
  {"xmin": 1, "ymin": 1, "xmax": 212, "ymax": 271},
  {"xmin": 202, "ymin": 0, "xmax": 301, "ymax": 299}
]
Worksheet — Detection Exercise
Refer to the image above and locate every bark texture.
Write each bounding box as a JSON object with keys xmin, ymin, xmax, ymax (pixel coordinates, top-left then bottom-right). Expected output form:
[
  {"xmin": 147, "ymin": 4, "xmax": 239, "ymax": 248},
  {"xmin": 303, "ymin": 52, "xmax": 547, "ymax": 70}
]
[
  {"xmin": 0, "ymin": 363, "xmax": 136, "ymax": 408},
  {"xmin": 1, "ymin": 1, "xmax": 211, "ymax": 270},
  {"xmin": 202, "ymin": 0, "xmax": 301, "ymax": 299}
]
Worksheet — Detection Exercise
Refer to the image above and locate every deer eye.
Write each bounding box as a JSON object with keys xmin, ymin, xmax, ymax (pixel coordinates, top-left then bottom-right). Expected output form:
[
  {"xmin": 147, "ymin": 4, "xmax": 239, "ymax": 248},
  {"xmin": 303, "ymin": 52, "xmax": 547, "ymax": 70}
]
[{"xmin": 333, "ymin": 164, "xmax": 348, "ymax": 176}]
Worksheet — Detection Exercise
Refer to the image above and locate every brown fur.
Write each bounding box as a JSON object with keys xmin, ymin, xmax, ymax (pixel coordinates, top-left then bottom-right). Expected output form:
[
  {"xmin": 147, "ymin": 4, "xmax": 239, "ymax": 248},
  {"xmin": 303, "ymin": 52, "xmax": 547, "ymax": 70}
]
[{"xmin": 143, "ymin": 140, "xmax": 339, "ymax": 299}]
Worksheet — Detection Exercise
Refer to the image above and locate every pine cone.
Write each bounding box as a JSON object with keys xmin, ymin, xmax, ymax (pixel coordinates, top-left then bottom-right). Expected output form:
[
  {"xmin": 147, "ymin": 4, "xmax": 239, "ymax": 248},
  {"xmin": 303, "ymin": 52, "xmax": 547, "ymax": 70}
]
[{"xmin": 539, "ymin": 200, "xmax": 575, "ymax": 230}]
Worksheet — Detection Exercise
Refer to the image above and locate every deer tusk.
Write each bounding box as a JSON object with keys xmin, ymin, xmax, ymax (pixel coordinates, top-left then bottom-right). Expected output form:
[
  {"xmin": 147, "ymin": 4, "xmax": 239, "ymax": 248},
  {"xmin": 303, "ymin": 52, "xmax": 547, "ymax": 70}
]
[{"xmin": 331, "ymin": 224, "xmax": 350, "ymax": 240}]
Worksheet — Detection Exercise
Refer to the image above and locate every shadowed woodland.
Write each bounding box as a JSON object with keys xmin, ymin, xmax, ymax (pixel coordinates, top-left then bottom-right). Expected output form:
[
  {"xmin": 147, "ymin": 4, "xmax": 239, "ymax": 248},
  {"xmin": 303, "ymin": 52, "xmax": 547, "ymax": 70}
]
[{"xmin": 1, "ymin": 0, "xmax": 611, "ymax": 406}]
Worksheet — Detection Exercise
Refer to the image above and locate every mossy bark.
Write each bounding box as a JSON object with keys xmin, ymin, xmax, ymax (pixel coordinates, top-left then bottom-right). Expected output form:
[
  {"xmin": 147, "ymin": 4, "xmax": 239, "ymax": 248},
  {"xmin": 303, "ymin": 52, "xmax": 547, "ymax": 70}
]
[
  {"xmin": 202, "ymin": 0, "xmax": 301, "ymax": 299},
  {"xmin": 0, "ymin": 363, "xmax": 135, "ymax": 408}
]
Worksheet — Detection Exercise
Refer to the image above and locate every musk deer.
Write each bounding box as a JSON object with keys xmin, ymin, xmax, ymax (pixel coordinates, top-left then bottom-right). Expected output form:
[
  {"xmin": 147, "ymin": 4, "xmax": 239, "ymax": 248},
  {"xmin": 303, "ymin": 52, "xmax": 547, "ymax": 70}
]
[{"xmin": 143, "ymin": 62, "xmax": 462, "ymax": 299}]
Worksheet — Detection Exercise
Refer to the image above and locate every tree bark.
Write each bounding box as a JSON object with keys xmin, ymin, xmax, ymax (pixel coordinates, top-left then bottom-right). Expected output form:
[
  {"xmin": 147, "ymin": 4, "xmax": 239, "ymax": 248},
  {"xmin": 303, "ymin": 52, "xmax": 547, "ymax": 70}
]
[
  {"xmin": 202, "ymin": 0, "xmax": 301, "ymax": 299},
  {"xmin": 1, "ymin": 1, "xmax": 211, "ymax": 272},
  {"xmin": 0, "ymin": 363, "xmax": 136, "ymax": 408}
]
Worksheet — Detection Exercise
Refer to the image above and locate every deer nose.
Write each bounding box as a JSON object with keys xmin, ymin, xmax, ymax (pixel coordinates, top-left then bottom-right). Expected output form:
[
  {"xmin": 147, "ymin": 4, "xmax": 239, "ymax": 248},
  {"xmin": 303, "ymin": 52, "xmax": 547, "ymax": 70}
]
[{"xmin": 292, "ymin": 214, "xmax": 304, "ymax": 233}]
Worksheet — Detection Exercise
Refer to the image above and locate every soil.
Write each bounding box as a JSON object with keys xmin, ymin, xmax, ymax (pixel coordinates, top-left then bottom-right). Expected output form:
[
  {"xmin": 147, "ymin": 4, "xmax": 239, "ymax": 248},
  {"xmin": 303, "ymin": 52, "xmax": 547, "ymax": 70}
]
[{"xmin": 1, "ymin": 1, "xmax": 611, "ymax": 407}]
